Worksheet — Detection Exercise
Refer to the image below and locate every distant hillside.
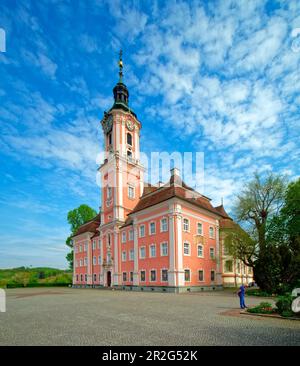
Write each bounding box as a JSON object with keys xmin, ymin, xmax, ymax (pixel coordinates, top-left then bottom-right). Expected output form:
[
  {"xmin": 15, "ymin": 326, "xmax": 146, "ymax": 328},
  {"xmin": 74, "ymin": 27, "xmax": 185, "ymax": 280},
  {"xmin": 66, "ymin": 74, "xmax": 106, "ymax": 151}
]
[{"xmin": 0, "ymin": 267, "xmax": 72, "ymax": 288}]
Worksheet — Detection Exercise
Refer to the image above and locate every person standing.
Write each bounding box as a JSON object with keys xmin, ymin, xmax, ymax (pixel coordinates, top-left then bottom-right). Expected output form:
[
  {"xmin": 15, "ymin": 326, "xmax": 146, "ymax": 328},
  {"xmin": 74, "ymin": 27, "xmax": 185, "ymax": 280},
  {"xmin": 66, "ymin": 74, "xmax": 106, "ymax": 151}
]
[{"xmin": 238, "ymin": 284, "xmax": 247, "ymax": 309}]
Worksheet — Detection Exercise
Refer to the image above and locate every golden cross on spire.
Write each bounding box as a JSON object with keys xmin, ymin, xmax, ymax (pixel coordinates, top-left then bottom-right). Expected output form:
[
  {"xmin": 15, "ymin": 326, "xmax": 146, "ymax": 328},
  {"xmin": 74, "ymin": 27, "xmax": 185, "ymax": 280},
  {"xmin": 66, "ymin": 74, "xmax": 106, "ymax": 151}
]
[{"xmin": 118, "ymin": 49, "xmax": 123, "ymax": 82}]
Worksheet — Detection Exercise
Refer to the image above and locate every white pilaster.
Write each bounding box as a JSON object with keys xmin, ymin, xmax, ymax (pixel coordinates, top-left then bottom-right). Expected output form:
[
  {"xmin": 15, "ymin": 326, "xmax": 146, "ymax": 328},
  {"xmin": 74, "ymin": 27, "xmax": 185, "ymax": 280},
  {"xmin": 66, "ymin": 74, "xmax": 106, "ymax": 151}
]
[
  {"xmin": 133, "ymin": 219, "xmax": 139, "ymax": 285},
  {"xmin": 168, "ymin": 205, "xmax": 176, "ymax": 287},
  {"xmin": 113, "ymin": 227, "xmax": 120, "ymax": 285}
]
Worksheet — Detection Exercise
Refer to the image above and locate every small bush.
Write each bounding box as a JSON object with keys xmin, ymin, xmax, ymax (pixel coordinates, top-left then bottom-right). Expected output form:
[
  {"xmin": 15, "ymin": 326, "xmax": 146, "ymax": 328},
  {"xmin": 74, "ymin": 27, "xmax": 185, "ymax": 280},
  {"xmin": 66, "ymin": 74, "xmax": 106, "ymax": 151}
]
[
  {"xmin": 275, "ymin": 294, "xmax": 294, "ymax": 315},
  {"xmin": 247, "ymin": 302, "xmax": 274, "ymax": 314}
]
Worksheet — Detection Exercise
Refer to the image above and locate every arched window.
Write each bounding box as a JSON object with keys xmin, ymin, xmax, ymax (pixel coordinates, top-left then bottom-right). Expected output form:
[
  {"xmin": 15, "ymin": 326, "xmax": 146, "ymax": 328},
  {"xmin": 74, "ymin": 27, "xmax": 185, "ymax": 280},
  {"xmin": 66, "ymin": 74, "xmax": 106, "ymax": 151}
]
[{"xmin": 127, "ymin": 133, "xmax": 132, "ymax": 146}]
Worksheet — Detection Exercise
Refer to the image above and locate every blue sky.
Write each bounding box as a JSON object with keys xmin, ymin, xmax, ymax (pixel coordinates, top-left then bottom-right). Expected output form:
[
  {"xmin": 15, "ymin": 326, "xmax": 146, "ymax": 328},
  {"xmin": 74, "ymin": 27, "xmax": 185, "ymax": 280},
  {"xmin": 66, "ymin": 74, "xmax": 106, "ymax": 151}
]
[{"xmin": 0, "ymin": 0, "xmax": 299, "ymax": 269}]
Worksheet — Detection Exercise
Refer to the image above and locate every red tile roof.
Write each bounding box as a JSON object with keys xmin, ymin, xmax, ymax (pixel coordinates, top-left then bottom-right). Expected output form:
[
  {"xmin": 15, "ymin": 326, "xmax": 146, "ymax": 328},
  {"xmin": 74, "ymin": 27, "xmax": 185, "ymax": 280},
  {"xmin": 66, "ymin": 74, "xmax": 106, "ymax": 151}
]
[
  {"xmin": 129, "ymin": 179, "xmax": 230, "ymax": 219},
  {"xmin": 72, "ymin": 213, "xmax": 100, "ymax": 237}
]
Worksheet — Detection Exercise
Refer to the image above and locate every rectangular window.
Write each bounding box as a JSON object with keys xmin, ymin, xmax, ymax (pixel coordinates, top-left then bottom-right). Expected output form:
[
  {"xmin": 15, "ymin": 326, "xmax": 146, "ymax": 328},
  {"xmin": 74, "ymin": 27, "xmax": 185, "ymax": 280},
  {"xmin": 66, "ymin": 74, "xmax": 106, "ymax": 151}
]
[
  {"xmin": 130, "ymin": 272, "xmax": 133, "ymax": 282},
  {"xmin": 93, "ymin": 256, "xmax": 96, "ymax": 265},
  {"xmin": 129, "ymin": 229, "xmax": 134, "ymax": 241},
  {"xmin": 84, "ymin": 257, "xmax": 88, "ymax": 266},
  {"xmin": 150, "ymin": 270, "xmax": 156, "ymax": 282},
  {"xmin": 79, "ymin": 245, "xmax": 82, "ymax": 252},
  {"xmin": 84, "ymin": 243, "xmax": 88, "ymax": 251},
  {"xmin": 211, "ymin": 270, "xmax": 215, "ymax": 281},
  {"xmin": 197, "ymin": 222, "xmax": 203, "ymax": 235},
  {"xmin": 107, "ymin": 186, "xmax": 112, "ymax": 199},
  {"xmin": 139, "ymin": 225, "xmax": 145, "ymax": 238},
  {"xmin": 80, "ymin": 259, "xmax": 83, "ymax": 267},
  {"xmin": 160, "ymin": 218, "xmax": 168, "ymax": 232},
  {"xmin": 150, "ymin": 244, "xmax": 156, "ymax": 258},
  {"xmin": 209, "ymin": 226, "xmax": 214, "ymax": 238},
  {"xmin": 76, "ymin": 274, "xmax": 79, "ymax": 282},
  {"xmin": 93, "ymin": 273, "xmax": 97, "ymax": 282},
  {"xmin": 184, "ymin": 269, "xmax": 191, "ymax": 282},
  {"xmin": 160, "ymin": 242, "xmax": 168, "ymax": 256},
  {"xmin": 161, "ymin": 269, "xmax": 168, "ymax": 282},
  {"xmin": 121, "ymin": 231, "xmax": 126, "ymax": 243},
  {"xmin": 84, "ymin": 274, "xmax": 87, "ymax": 282},
  {"xmin": 122, "ymin": 251, "xmax": 127, "ymax": 262},
  {"xmin": 197, "ymin": 245, "xmax": 203, "ymax": 257},
  {"xmin": 128, "ymin": 185, "xmax": 135, "ymax": 199},
  {"xmin": 98, "ymin": 255, "xmax": 101, "ymax": 265},
  {"xmin": 129, "ymin": 249, "xmax": 134, "ymax": 261},
  {"xmin": 92, "ymin": 240, "xmax": 96, "ymax": 250},
  {"xmin": 209, "ymin": 247, "xmax": 215, "ymax": 259},
  {"xmin": 80, "ymin": 274, "xmax": 83, "ymax": 282},
  {"xmin": 98, "ymin": 240, "xmax": 102, "ymax": 249},
  {"xmin": 139, "ymin": 246, "xmax": 146, "ymax": 259},
  {"xmin": 225, "ymin": 260, "xmax": 233, "ymax": 273},
  {"xmin": 198, "ymin": 270, "xmax": 204, "ymax": 282},
  {"xmin": 149, "ymin": 222, "xmax": 156, "ymax": 235},
  {"xmin": 184, "ymin": 242, "xmax": 190, "ymax": 255},
  {"xmin": 183, "ymin": 218, "xmax": 189, "ymax": 232},
  {"xmin": 140, "ymin": 270, "xmax": 146, "ymax": 282},
  {"xmin": 122, "ymin": 272, "xmax": 127, "ymax": 282}
]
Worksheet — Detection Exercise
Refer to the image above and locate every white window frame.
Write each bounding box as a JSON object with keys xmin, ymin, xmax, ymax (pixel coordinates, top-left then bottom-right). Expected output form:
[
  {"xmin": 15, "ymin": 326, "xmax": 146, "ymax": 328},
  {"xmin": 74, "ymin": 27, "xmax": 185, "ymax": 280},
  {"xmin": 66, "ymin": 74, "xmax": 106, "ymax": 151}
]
[
  {"xmin": 197, "ymin": 222, "xmax": 203, "ymax": 235},
  {"xmin": 197, "ymin": 244, "xmax": 204, "ymax": 258},
  {"xmin": 139, "ymin": 225, "xmax": 145, "ymax": 238},
  {"xmin": 183, "ymin": 242, "xmax": 191, "ymax": 256},
  {"xmin": 80, "ymin": 259, "xmax": 83, "ymax": 267},
  {"xmin": 160, "ymin": 217, "xmax": 168, "ymax": 232},
  {"xmin": 122, "ymin": 272, "xmax": 127, "ymax": 282},
  {"xmin": 209, "ymin": 247, "xmax": 215, "ymax": 259},
  {"xmin": 139, "ymin": 246, "xmax": 146, "ymax": 259},
  {"xmin": 121, "ymin": 231, "xmax": 126, "ymax": 243},
  {"xmin": 183, "ymin": 218, "xmax": 190, "ymax": 232},
  {"xmin": 211, "ymin": 270, "xmax": 215, "ymax": 282},
  {"xmin": 128, "ymin": 185, "xmax": 135, "ymax": 199},
  {"xmin": 184, "ymin": 268, "xmax": 191, "ymax": 282},
  {"xmin": 161, "ymin": 268, "xmax": 168, "ymax": 282},
  {"xmin": 140, "ymin": 270, "xmax": 146, "ymax": 282},
  {"xmin": 160, "ymin": 242, "xmax": 168, "ymax": 256},
  {"xmin": 84, "ymin": 257, "xmax": 88, "ymax": 266},
  {"xmin": 79, "ymin": 244, "xmax": 82, "ymax": 252},
  {"xmin": 149, "ymin": 221, "xmax": 156, "ymax": 235},
  {"xmin": 129, "ymin": 229, "xmax": 134, "ymax": 241},
  {"xmin": 149, "ymin": 244, "xmax": 156, "ymax": 258},
  {"xmin": 98, "ymin": 255, "xmax": 102, "ymax": 265},
  {"xmin": 122, "ymin": 251, "xmax": 127, "ymax": 262},
  {"xmin": 198, "ymin": 269, "xmax": 204, "ymax": 282},
  {"xmin": 209, "ymin": 226, "xmax": 215, "ymax": 239},
  {"xmin": 93, "ymin": 256, "xmax": 96, "ymax": 265},
  {"xmin": 129, "ymin": 249, "xmax": 134, "ymax": 261},
  {"xmin": 107, "ymin": 186, "xmax": 112, "ymax": 199},
  {"xmin": 150, "ymin": 269, "xmax": 157, "ymax": 282}
]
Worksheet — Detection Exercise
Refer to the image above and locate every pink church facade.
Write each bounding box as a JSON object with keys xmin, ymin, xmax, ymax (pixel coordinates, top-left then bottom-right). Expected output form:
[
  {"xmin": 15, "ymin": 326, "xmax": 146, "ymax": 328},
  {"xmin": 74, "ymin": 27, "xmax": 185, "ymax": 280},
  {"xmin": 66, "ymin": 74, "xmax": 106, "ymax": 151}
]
[{"xmin": 72, "ymin": 55, "xmax": 253, "ymax": 292}]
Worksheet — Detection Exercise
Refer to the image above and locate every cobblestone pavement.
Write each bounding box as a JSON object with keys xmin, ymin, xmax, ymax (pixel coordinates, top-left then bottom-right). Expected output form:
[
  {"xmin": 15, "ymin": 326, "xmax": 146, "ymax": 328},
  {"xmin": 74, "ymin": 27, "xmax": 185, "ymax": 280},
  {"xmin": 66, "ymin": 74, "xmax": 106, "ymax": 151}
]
[{"xmin": 0, "ymin": 288, "xmax": 299, "ymax": 346}]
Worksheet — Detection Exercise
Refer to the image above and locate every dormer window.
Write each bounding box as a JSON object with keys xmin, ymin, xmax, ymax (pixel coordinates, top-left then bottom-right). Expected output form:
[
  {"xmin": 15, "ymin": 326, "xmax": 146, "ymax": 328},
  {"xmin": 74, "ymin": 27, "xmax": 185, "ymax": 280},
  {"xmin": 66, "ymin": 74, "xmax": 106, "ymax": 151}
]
[{"xmin": 127, "ymin": 133, "xmax": 132, "ymax": 146}]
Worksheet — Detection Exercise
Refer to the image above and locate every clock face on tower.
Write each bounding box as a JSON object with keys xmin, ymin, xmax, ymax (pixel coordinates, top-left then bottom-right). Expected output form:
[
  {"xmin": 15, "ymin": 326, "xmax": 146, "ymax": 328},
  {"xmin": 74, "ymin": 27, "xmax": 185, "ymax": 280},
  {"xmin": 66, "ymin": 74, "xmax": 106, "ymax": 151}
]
[
  {"xmin": 103, "ymin": 114, "xmax": 113, "ymax": 134},
  {"xmin": 126, "ymin": 119, "xmax": 135, "ymax": 131}
]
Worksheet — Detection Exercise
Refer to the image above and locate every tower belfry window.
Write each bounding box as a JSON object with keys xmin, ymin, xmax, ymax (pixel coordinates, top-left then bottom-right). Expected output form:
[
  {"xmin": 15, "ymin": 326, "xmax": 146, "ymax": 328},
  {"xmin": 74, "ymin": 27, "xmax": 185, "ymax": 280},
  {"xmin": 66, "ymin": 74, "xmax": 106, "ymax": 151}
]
[
  {"xmin": 127, "ymin": 133, "xmax": 132, "ymax": 146},
  {"xmin": 108, "ymin": 133, "xmax": 112, "ymax": 146}
]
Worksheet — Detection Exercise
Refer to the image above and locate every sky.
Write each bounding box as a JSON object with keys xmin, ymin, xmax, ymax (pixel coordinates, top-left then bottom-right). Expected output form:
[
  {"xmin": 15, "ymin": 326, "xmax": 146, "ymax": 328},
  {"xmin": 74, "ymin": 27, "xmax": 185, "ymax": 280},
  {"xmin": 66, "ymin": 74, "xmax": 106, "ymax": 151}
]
[{"xmin": 0, "ymin": 0, "xmax": 299, "ymax": 269}]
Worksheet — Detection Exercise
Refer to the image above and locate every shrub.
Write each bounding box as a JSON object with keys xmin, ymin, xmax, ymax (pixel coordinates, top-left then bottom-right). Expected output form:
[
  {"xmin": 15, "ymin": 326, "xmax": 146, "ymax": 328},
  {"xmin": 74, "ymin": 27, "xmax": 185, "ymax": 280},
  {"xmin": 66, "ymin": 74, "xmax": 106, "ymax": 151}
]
[
  {"xmin": 275, "ymin": 294, "xmax": 295, "ymax": 315},
  {"xmin": 246, "ymin": 289, "xmax": 273, "ymax": 297},
  {"xmin": 247, "ymin": 302, "xmax": 274, "ymax": 314}
]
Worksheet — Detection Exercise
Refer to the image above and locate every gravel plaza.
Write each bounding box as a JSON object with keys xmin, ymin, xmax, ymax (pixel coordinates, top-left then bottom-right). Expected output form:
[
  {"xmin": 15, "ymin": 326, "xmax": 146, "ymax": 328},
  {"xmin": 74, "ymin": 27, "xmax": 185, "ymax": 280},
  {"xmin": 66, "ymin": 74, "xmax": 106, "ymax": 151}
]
[{"xmin": 0, "ymin": 287, "xmax": 299, "ymax": 346}]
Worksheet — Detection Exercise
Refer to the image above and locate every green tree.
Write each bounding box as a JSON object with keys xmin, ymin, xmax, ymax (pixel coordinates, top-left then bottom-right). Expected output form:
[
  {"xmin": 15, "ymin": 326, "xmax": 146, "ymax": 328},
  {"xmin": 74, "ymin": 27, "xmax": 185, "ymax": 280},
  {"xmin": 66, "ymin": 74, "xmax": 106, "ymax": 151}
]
[
  {"xmin": 225, "ymin": 172, "xmax": 287, "ymax": 292},
  {"xmin": 66, "ymin": 204, "xmax": 97, "ymax": 269},
  {"xmin": 266, "ymin": 178, "xmax": 300, "ymax": 293}
]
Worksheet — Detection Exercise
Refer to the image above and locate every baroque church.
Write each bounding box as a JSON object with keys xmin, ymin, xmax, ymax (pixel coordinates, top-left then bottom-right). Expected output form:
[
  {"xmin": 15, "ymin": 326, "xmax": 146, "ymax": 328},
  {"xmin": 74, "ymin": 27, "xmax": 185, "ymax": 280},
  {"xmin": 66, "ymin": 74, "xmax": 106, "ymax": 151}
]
[{"xmin": 72, "ymin": 53, "xmax": 253, "ymax": 292}]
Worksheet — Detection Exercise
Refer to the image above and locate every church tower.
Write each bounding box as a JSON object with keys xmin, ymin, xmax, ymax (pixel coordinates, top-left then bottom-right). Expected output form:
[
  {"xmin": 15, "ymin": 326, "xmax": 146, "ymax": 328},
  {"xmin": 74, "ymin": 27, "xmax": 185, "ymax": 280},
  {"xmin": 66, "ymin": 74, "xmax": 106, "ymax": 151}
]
[{"xmin": 99, "ymin": 51, "xmax": 145, "ymax": 227}]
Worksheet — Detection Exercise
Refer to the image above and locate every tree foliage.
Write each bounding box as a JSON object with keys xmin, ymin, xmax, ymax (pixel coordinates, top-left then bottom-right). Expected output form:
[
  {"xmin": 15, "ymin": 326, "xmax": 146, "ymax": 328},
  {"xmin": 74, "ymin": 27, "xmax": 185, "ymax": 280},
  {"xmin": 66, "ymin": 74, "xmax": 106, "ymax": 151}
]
[
  {"xmin": 65, "ymin": 204, "xmax": 97, "ymax": 269},
  {"xmin": 224, "ymin": 173, "xmax": 299, "ymax": 294}
]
